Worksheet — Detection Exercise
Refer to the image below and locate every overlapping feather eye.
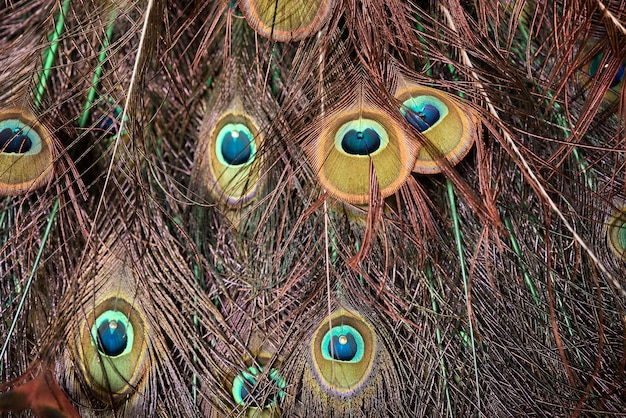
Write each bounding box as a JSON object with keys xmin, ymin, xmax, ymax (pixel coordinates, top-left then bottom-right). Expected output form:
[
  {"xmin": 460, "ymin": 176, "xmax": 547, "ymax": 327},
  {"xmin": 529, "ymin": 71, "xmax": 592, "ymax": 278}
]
[
  {"xmin": 199, "ymin": 106, "xmax": 264, "ymax": 206},
  {"xmin": 0, "ymin": 109, "xmax": 54, "ymax": 195},
  {"xmin": 308, "ymin": 309, "xmax": 376, "ymax": 394},
  {"xmin": 305, "ymin": 91, "xmax": 417, "ymax": 204},
  {"xmin": 606, "ymin": 204, "xmax": 626, "ymax": 260},
  {"xmin": 581, "ymin": 51, "xmax": 625, "ymax": 102},
  {"xmin": 230, "ymin": 365, "xmax": 286, "ymax": 416},
  {"xmin": 239, "ymin": 0, "xmax": 335, "ymax": 42},
  {"xmin": 222, "ymin": 341, "xmax": 286, "ymax": 417},
  {"xmin": 395, "ymin": 83, "xmax": 476, "ymax": 174},
  {"xmin": 72, "ymin": 260, "xmax": 148, "ymax": 402}
]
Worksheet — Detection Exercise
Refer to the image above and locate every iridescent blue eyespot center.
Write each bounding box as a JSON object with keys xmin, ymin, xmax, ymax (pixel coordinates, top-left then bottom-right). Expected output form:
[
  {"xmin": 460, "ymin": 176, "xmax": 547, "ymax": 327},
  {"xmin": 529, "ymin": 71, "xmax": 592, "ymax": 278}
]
[
  {"xmin": 97, "ymin": 319, "xmax": 127, "ymax": 356},
  {"xmin": 91, "ymin": 310, "xmax": 133, "ymax": 358},
  {"xmin": 216, "ymin": 123, "xmax": 255, "ymax": 166},
  {"xmin": 341, "ymin": 128, "xmax": 381, "ymax": 155},
  {"xmin": 405, "ymin": 104, "xmax": 440, "ymax": 132},
  {"xmin": 330, "ymin": 333, "xmax": 357, "ymax": 361},
  {"xmin": 334, "ymin": 118, "xmax": 388, "ymax": 157},
  {"xmin": 0, "ymin": 128, "xmax": 32, "ymax": 153},
  {"xmin": 321, "ymin": 325, "xmax": 364, "ymax": 363},
  {"xmin": 401, "ymin": 96, "xmax": 449, "ymax": 133},
  {"xmin": 0, "ymin": 119, "xmax": 42, "ymax": 155},
  {"xmin": 232, "ymin": 367, "xmax": 286, "ymax": 408}
]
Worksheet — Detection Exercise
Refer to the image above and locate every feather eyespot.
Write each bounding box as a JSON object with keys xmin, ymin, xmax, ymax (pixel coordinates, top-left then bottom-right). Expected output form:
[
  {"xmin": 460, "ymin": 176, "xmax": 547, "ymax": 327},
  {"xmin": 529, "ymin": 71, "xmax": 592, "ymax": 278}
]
[
  {"xmin": 231, "ymin": 366, "xmax": 286, "ymax": 409},
  {"xmin": 321, "ymin": 324, "xmax": 363, "ymax": 362},
  {"xmin": 588, "ymin": 53, "xmax": 625, "ymax": 90},
  {"xmin": 307, "ymin": 106, "xmax": 416, "ymax": 204},
  {"xmin": 0, "ymin": 125, "xmax": 35, "ymax": 153},
  {"xmin": 0, "ymin": 110, "xmax": 54, "ymax": 195},
  {"xmin": 580, "ymin": 51, "xmax": 625, "ymax": 103},
  {"xmin": 94, "ymin": 101, "xmax": 124, "ymax": 138},
  {"xmin": 395, "ymin": 85, "xmax": 476, "ymax": 174},
  {"xmin": 204, "ymin": 112, "xmax": 264, "ymax": 205},
  {"xmin": 77, "ymin": 297, "xmax": 147, "ymax": 398},
  {"xmin": 240, "ymin": 0, "xmax": 335, "ymax": 42},
  {"xmin": 402, "ymin": 97, "xmax": 446, "ymax": 133},
  {"xmin": 310, "ymin": 310, "xmax": 376, "ymax": 394},
  {"xmin": 606, "ymin": 206, "xmax": 626, "ymax": 259}
]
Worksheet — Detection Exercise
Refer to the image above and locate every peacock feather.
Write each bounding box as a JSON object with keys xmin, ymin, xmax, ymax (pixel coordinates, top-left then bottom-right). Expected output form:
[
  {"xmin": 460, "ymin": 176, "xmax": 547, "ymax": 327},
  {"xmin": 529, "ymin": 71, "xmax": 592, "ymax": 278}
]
[{"xmin": 1, "ymin": 0, "xmax": 626, "ymax": 416}]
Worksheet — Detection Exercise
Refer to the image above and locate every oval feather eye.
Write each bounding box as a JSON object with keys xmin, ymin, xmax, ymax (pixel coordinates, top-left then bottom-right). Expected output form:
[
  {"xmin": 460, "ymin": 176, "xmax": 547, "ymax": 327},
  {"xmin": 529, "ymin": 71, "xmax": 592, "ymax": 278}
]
[
  {"xmin": 231, "ymin": 366, "xmax": 286, "ymax": 410},
  {"xmin": 396, "ymin": 85, "xmax": 475, "ymax": 174},
  {"xmin": 205, "ymin": 112, "xmax": 263, "ymax": 205},
  {"xmin": 606, "ymin": 206, "xmax": 626, "ymax": 259},
  {"xmin": 239, "ymin": 0, "xmax": 335, "ymax": 42},
  {"xmin": 310, "ymin": 310, "xmax": 375, "ymax": 394},
  {"xmin": 77, "ymin": 297, "xmax": 147, "ymax": 398},
  {"xmin": 307, "ymin": 108, "xmax": 415, "ymax": 204},
  {"xmin": 0, "ymin": 110, "xmax": 54, "ymax": 195}
]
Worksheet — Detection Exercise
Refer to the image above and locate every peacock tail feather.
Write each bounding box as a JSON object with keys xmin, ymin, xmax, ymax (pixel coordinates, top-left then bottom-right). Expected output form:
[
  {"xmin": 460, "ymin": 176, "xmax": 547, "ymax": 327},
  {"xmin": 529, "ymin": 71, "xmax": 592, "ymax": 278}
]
[{"xmin": 1, "ymin": 0, "xmax": 625, "ymax": 416}]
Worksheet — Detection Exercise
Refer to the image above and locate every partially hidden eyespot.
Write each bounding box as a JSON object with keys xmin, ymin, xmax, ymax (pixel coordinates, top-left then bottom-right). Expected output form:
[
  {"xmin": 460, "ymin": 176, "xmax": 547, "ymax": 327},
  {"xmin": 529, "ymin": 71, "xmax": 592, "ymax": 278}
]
[
  {"xmin": 588, "ymin": 53, "xmax": 625, "ymax": 89},
  {"xmin": 606, "ymin": 205, "xmax": 626, "ymax": 260},
  {"xmin": 0, "ymin": 110, "xmax": 54, "ymax": 195},
  {"xmin": 583, "ymin": 52, "xmax": 625, "ymax": 102},
  {"xmin": 239, "ymin": 0, "xmax": 335, "ymax": 42},
  {"xmin": 231, "ymin": 366, "xmax": 286, "ymax": 410},
  {"xmin": 395, "ymin": 84, "xmax": 476, "ymax": 174}
]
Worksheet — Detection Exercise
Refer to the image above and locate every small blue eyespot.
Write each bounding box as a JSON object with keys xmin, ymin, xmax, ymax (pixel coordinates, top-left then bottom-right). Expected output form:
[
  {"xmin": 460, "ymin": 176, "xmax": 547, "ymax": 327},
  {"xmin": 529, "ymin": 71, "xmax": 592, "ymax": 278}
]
[
  {"xmin": 334, "ymin": 118, "xmax": 389, "ymax": 157},
  {"xmin": 96, "ymin": 319, "xmax": 127, "ymax": 357},
  {"xmin": 91, "ymin": 310, "xmax": 134, "ymax": 357},
  {"xmin": 321, "ymin": 324, "xmax": 365, "ymax": 363},
  {"xmin": 216, "ymin": 123, "xmax": 255, "ymax": 166}
]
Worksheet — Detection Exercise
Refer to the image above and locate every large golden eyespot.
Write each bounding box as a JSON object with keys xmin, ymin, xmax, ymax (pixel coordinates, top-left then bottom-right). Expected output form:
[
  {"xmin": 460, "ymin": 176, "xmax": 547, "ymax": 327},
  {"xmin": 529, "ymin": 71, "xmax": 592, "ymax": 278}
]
[{"xmin": 307, "ymin": 106, "xmax": 416, "ymax": 204}]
